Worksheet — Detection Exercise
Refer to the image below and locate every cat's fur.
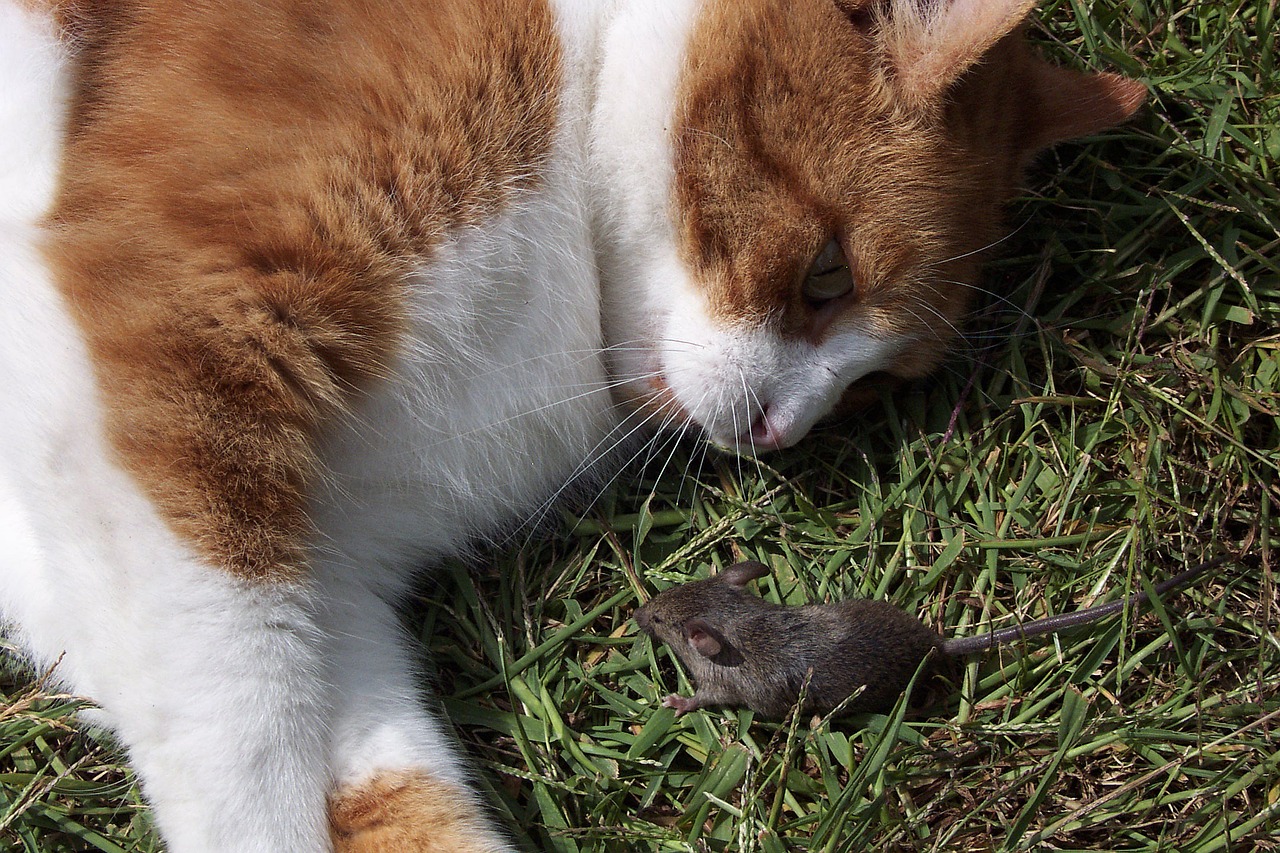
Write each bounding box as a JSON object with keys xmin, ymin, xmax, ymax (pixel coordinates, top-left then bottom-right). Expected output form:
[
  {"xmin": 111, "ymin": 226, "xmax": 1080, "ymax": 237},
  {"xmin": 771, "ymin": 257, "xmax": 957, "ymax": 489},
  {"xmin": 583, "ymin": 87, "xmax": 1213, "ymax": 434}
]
[{"xmin": 0, "ymin": 0, "xmax": 1144, "ymax": 850}]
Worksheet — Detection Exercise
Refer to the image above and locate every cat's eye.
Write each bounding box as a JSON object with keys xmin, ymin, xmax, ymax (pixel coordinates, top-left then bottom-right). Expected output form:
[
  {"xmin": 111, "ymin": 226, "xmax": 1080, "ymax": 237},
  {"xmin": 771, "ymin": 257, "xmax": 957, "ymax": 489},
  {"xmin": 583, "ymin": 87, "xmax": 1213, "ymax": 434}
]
[{"xmin": 802, "ymin": 238, "xmax": 856, "ymax": 305}]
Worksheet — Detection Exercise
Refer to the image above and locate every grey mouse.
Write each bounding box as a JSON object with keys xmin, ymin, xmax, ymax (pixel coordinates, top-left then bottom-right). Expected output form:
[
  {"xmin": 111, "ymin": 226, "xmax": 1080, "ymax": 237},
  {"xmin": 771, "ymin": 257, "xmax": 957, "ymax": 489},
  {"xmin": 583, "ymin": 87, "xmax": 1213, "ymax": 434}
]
[{"xmin": 634, "ymin": 557, "xmax": 1225, "ymax": 719}]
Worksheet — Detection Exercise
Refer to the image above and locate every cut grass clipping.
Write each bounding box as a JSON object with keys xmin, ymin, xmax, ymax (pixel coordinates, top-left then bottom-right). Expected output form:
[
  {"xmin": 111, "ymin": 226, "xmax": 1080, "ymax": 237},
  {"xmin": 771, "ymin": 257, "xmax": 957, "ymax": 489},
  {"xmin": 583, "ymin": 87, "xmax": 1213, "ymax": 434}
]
[{"xmin": 3, "ymin": 1, "xmax": 1278, "ymax": 850}]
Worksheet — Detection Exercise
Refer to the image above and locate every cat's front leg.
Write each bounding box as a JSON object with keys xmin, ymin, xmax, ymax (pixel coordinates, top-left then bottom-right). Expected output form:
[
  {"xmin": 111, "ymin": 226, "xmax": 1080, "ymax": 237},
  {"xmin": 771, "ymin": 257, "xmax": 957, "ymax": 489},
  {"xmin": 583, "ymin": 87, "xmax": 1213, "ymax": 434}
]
[
  {"xmin": 112, "ymin": 576, "xmax": 335, "ymax": 853},
  {"xmin": 0, "ymin": 501, "xmax": 338, "ymax": 852},
  {"xmin": 316, "ymin": 566, "xmax": 518, "ymax": 853}
]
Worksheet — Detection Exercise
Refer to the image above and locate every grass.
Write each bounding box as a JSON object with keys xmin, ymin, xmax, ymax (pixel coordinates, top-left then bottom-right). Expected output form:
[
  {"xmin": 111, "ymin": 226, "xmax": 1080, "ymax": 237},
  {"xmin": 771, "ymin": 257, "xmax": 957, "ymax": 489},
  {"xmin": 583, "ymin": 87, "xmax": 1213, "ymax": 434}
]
[{"xmin": 3, "ymin": 0, "xmax": 1278, "ymax": 850}]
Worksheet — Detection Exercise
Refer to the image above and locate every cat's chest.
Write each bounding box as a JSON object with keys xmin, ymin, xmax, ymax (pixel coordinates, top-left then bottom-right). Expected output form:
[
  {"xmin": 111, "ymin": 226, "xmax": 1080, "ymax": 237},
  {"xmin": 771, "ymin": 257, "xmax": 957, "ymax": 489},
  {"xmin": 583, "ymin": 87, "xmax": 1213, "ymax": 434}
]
[{"xmin": 310, "ymin": 171, "xmax": 620, "ymax": 567}]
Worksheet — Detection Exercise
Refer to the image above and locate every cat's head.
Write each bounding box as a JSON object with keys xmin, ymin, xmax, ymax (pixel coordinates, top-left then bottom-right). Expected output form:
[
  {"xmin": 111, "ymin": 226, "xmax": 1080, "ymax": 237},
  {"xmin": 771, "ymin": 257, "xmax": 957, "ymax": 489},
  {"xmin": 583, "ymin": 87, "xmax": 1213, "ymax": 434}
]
[{"xmin": 592, "ymin": 0, "xmax": 1145, "ymax": 451}]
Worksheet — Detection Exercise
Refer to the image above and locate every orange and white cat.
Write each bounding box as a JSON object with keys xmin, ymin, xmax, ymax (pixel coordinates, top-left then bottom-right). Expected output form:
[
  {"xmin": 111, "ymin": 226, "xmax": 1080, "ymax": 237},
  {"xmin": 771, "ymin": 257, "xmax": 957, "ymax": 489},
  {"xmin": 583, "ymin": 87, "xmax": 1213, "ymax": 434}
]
[{"xmin": 0, "ymin": 0, "xmax": 1144, "ymax": 850}]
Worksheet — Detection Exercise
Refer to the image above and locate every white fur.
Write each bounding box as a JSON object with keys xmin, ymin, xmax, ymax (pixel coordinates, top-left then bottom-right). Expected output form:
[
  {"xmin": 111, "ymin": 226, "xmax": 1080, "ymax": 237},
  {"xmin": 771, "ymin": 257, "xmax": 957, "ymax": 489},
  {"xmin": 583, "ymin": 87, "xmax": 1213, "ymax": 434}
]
[
  {"xmin": 0, "ymin": 4, "xmax": 66, "ymax": 224},
  {"xmin": 0, "ymin": 170, "xmax": 333, "ymax": 853},
  {"xmin": 0, "ymin": 0, "xmax": 909, "ymax": 849},
  {"xmin": 659, "ymin": 282, "xmax": 900, "ymax": 449},
  {"xmin": 592, "ymin": 0, "xmax": 699, "ymax": 426}
]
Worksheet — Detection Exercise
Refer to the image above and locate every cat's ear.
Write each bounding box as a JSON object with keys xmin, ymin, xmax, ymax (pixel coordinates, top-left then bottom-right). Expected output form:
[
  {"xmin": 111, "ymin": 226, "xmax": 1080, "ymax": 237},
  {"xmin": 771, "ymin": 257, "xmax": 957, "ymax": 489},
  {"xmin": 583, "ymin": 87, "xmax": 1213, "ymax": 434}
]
[
  {"xmin": 1021, "ymin": 61, "xmax": 1147, "ymax": 151},
  {"xmin": 867, "ymin": 0, "xmax": 1041, "ymax": 108},
  {"xmin": 844, "ymin": 0, "xmax": 1146, "ymax": 145}
]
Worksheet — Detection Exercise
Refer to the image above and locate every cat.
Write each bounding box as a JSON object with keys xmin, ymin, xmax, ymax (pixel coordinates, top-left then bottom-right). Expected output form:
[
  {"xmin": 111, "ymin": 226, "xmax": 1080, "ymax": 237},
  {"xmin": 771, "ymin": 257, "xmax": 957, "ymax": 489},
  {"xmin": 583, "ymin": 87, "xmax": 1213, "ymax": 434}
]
[{"xmin": 0, "ymin": 0, "xmax": 1145, "ymax": 850}]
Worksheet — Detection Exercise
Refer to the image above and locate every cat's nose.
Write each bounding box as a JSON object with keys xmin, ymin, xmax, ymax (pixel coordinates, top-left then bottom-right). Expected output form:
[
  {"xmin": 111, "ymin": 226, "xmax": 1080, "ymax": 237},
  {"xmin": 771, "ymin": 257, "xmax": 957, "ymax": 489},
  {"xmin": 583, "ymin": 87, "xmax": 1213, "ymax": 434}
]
[{"xmin": 747, "ymin": 407, "xmax": 790, "ymax": 452}]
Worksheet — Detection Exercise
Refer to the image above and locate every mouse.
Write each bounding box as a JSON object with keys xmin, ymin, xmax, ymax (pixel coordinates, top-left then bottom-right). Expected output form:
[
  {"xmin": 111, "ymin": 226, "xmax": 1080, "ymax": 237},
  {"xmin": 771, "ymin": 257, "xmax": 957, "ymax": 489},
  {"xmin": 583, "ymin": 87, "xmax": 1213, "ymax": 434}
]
[{"xmin": 634, "ymin": 557, "xmax": 1226, "ymax": 719}]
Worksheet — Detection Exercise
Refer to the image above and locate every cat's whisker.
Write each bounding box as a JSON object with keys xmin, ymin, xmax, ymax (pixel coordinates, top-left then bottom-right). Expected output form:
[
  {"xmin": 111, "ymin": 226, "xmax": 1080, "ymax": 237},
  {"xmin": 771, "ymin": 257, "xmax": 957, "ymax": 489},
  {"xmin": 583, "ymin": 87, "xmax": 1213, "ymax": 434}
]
[
  {"xmin": 895, "ymin": 281, "xmax": 968, "ymax": 343},
  {"xmin": 394, "ymin": 336, "xmax": 705, "ymax": 409},
  {"xmin": 736, "ymin": 369, "xmax": 757, "ymax": 459},
  {"xmin": 933, "ymin": 221, "xmax": 1028, "ymax": 267},
  {"xmin": 534, "ymin": 396, "xmax": 700, "ymax": 542},
  {"xmin": 352, "ymin": 355, "xmax": 729, "ymax": 469},
  {"xmin": 501, "ymin": 402, "xmax": 673, "ymax": 546},
  {"xmin": 738, "ymin": 370, "xmax": 773, "ymax": 490},
  {"xmin": 727, "ymin": 379, "xmax": 749, "ymax": 488},
  {"xmin": 899, "ymin": 302, "xmax": 961, "ymax": 345},
  {"xmin": 518, "ymin": 371, "xmax": 701, "ymax": 519},
  {"xmin": 689, "ymin": 426, "xmax": 715, "ymax": 507},
  {"xmin": 405, "ymin": 371, "xmax": 667, "ymax": 454},
  {"xmin": 392, "ymin": 335, "xmax": 654, "ymax": 384},
  {"xmin": 659, "ymin": 338, "xmax": 708, "ymax": 352},
  {"xmin": 640, "ymin": 410, "xmax": 703, "ymax": 508},
  {"xmin": 647, "ymin": 383, "xmax": 721, "ymax": 510},
  {"xmin": 671, "ymin": 421, "xmax": 706, "ymax": 508}
]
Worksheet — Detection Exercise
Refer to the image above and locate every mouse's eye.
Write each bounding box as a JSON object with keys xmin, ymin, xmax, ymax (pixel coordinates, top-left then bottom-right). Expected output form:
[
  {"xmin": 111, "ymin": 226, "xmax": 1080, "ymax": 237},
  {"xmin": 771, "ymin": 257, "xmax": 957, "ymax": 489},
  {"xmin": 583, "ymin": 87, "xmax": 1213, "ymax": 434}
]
[{"xmin": 802, "ymin": 238, "xmax": 856, "ymax": 307}]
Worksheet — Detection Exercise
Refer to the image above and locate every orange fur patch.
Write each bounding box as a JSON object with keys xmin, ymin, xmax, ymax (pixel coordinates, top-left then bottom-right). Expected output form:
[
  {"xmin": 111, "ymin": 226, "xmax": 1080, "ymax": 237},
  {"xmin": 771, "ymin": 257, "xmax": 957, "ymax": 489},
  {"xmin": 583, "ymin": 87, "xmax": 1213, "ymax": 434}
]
[
  {"xmin": 47, "ymin": 0, "xmax": 562, "ymax": 581},
  {"xmin": 672, "ymin": 0, "xmax": 1144, "ymax": 386},
  {"xmin": 329, "ymin": 771, "xmax": 512, "ymax": 853}
]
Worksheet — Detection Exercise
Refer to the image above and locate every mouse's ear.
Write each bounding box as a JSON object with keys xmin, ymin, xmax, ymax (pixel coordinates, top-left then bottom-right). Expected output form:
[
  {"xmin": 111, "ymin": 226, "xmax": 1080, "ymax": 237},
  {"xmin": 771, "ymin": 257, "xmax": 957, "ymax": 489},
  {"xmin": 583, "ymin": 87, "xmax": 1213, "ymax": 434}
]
[
  {"xmin": 719, "ymin": 561, "xmax": 770, "ymax": 588},
  {"xmin": 684, "ymin": 618, "xmax": 728, "ymax": 659}
]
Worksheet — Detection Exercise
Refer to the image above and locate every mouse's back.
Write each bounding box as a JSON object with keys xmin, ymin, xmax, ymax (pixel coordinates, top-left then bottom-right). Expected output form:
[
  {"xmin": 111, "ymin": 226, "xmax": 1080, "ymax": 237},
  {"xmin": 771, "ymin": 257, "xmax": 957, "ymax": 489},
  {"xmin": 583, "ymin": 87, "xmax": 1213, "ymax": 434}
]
[{"xmin": 801, "ymin": 599, "xmax": 943, "ymax": 713}]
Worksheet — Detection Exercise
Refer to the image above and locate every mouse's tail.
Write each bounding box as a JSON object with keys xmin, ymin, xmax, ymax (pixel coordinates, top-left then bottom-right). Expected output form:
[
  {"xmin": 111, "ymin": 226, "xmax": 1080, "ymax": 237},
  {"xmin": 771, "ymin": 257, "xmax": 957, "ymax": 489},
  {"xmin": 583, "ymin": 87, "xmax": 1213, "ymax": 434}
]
[{"xmin": 941, "ymin": 554, "xmax": 1234, "ymax": 657}]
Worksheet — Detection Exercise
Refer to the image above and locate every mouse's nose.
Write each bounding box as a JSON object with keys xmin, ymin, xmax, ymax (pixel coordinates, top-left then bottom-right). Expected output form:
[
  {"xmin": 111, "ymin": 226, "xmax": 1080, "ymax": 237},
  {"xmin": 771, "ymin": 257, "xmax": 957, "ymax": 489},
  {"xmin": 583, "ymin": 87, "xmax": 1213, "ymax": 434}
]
[{"xmin": 634, "ymin": 606, "xmax": 652, "ymax": 633}]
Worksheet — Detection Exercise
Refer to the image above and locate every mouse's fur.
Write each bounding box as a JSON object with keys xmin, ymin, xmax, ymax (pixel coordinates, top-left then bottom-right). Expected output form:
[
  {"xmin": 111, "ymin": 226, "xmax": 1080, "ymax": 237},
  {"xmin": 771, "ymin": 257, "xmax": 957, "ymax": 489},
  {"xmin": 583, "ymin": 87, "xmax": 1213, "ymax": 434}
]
[{"xmin": 635, "ymin": 561, "xmax": 943, "ymax": 717}]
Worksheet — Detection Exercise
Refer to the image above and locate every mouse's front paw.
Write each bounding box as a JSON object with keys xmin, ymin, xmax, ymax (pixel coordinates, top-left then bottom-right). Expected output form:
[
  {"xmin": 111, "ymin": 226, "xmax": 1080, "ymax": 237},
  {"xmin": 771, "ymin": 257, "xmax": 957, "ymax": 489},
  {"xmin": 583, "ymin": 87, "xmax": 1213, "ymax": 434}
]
[{"xmin": 661, "ymin": 693, "xmax": 700, "ymax": 716}]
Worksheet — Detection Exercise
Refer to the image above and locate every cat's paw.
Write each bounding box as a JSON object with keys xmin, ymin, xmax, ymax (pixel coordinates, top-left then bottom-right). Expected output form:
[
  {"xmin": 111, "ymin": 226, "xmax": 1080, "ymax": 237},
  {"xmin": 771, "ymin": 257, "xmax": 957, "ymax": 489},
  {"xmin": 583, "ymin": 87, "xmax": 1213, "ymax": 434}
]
[{"xmin": 329, "ymin": 771, "xmax": 515, "ymax": 853}]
